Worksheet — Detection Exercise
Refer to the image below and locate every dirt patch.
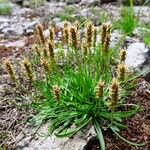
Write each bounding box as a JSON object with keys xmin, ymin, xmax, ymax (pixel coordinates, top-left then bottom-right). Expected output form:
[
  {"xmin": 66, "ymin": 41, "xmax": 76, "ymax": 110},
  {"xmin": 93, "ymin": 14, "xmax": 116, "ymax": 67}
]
[
  {"xmin": 0, "ymin": 35, "xmax": 36, "ymax": 149},
  {"xmin": 0, "ymin": 46, "xmax": 13, "ymax": 60}
]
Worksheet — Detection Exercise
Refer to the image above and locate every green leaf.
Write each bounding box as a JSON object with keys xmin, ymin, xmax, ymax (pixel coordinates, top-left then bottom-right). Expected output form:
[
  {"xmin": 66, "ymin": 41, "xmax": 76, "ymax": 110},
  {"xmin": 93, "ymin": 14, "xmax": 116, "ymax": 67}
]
[
  {"xmin": 113, "ymin": 121, "xmax": 127, "ymax": 129},
  {"xmin": 94, "ymin": 121, "xmax": 105, "ymax": 150},
  {"xmin": 113, "ymin": 105, "xmax": 140, "ymax": 118},
  {"xmin": 110, "ymin": 126, "xmax": 147, "ymax": 147},
  {"xmin": 49, "ymin": 111, "xmax": 83, "ymax": 134},
  {"xmin": 74, "ymin": 114, "xmax": 88, "ymax": 125},
  {"xmin": 56, "ymin": 119, "xmax": 73, "ymax": 134},
  {"xmin": 55, "ymin": 117, "xmax": 92, "ymax": 137},
  {"xmin": 99, "ymin": 105, "xmax": 140, "ymax": 120}
]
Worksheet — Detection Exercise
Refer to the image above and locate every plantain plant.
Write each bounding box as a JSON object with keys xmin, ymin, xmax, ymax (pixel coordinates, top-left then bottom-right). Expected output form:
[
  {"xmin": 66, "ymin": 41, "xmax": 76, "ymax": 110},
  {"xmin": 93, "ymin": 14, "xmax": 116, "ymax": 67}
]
[{"xmin": 4, "ymin": 21, "xmax": 146, "ymax": 150}]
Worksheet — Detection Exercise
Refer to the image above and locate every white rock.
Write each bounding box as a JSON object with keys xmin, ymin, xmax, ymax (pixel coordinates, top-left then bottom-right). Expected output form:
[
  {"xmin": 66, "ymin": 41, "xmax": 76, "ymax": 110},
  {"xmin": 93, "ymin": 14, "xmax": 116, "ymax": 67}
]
[
  {"xmin": 24, "ymin": 20, "xmax": 39, "ymax": 35},
  {"xmin": 2, "ymin": 26, "xmax": 24, "ymax": 37},
  {"xmin": 5, "ymin": 39, "xmax": 26, "ymax": 48},
  {"xmin": 0, "ymin": 22, "xmax": 9, "ymax": 31},
  {"xmin": 134, "ymin": 27, "xmax": 150, "ymax": 37},
  {"xmin": 125, "ymin": 42, "xmax": 149, "ymax": 68},
  {"xmin": 80, "ymin": 0, "xmax": 100, "ymax": 7},
  {"xmin": 17, "ymin": 124, "xmax": 96, "ymax": 150},
  {"xmin": 53, "ymin": 18, "xmax": 61, "ymax": 24},
  {"xmin": 110, "ymin": 31, "xmax": 123, "ymax": 48}
]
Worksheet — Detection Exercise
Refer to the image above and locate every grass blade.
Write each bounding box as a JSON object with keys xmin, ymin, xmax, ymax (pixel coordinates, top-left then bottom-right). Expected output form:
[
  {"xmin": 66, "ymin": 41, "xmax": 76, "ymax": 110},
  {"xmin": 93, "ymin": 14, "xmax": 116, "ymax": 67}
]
[
  {"xmin": 55, "ymin": 117, "xmax": 92, "ymax": 137},
  {"xmin": 94, "ymin": 121, "xmax": 105, "ymax": 150},
  {"xmin": 110, "ymin": 126, "xmax": 147, "ymax": 147}
]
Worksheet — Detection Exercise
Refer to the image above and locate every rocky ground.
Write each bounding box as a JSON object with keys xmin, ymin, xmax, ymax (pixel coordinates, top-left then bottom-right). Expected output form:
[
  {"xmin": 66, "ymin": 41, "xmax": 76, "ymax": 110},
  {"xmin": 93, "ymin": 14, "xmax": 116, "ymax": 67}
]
[{"xmin": 0, "ymin": 0, "xmax": 150, "ymax": 150}]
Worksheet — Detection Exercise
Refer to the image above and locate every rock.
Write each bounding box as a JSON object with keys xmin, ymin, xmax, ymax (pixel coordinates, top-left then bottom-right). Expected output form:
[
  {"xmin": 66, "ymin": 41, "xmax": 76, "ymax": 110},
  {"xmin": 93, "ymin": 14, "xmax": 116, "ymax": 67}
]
[
  {"xmin": 133, "ymin": 27, "xmax": 150, "ymax": 37},
  {"xmin": 108, "ymin": 31, "xmax": 150, "ymax": 73},
  {"xmin": 24, "ymin": 20, "xmax": 39, "ymax": 35},
  {"xmin": 44, "ymin": 2, "xmax": 66, "ymax": 16},
  {"xmin": 125, "ymin": 42, "xmax": 149, "ymax": 69},
  {"xmin": 17, "ymin": 124, "xmax": 96, "ymax": 150},
  {"xmin": 5, "ymin": 39, "xmax": 26, "ymax": 48},
  {"xmin": 2, "ymin": 27, "xmax": 24, "ymax": 38},
  {"xmin": 0, "ymin": 22, "xmax": 9, "ymax": 31},
  {"xmin": 25, "ymin": 29, "xmax": 35, "ymax": 35},
  {"xmin": 53, "ymin": 17, "xmax": 62, "ymax": 24},
  {"xmin": 23, "ymin": 0, "xmax": 45, "ymax": 8},
  {"xmin": 80, "ymin": 0, "xmax": 100, "ymax": 7},
  {"xmin": 110, "ymin": 31, "xmax": 123, "ymax": 48},
  {"xmin": 125, "ymin": 36, "xmax": 139, "ymax": 44},
  {"xmin": 134, "ymin": 6, "xmax": 150, "ymax": 24},
  {"xmin": 55, "ymin": 21, "xmax": 65, "ymax": 29},
  {"xmin": 110, "ymin": 30, "xmax": 140, "ymax": 48},
  {"xmin": 66, "ymin": 0, "xmax": 81, "ymax": 5}
]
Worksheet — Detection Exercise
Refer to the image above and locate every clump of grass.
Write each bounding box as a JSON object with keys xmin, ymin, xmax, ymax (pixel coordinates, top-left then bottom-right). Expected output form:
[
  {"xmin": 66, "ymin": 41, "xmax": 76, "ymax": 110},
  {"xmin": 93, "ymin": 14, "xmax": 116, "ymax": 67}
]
[
  {"xmin": 90, "ymin": 7, "xmax": 111, "ymax": 25},
  {"xmin": 144, "ymin": 35, "xmax": 150, "ymax": 47},
  {"xmin": 57, "ymin": 6, "xmax": 77, "ymax": 22},
  {"xmin": 56, "ymin": 6, "xmax": 87, "ymax": 25},
  {"xmin": 0, "ymin": 0, "xmax": 11, "ymax": 15},
  {"xmin": 4, "ymin": 21, "xmax": 147, "ymax": 150},
  {"xmin": 142, "ymin": 26, "xmax": 150, "ymax": 47},
  {"xmin": 118, "ymin": 0, "xmax": 138, "ymax": 35}
]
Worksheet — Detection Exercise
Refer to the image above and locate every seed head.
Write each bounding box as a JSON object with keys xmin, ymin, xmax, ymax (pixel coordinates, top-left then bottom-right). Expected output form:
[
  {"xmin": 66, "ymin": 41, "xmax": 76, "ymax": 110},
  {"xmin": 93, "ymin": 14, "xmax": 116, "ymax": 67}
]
[
  {"xmin": 109, "ymin": 78, "xmax": 120, "ymax": 110},
  {"xmin": 41, "ymin": 59, "xmax": 50, "ymax": 73},
  {"xmin": 22, "ymin": 59, "xmax": 35, "ymax": 82},
  {"xmin": 86, "ymin": 21, "xmax": 94, "ymax": 48},
  {"xmin": 36, "ymin": 24, "xmax": 45, "ymax": 46},
  {"xmin": 4, "ymin": 60, "xmax": 17, "ymax": 83},
  {"xmin": 74, "ymin": 20, "xmax": 80, "ymax": 30},
  {"xmin": 82, "ymin": 38, "xmax": 88, "ymax": 56},
  {"xmin": 63, "ymin": 23, "xmax": 69, "ymax": 45},
  {"xmin": 53, "ymin": 85, "xmax": 61, "ymax": 101},
  {"xmin": 64, "ymin": 22, "xmax": 69, "ymax": 28},
  {"xmin": 48, "ymin": 41, "xmax": 55, "ymax": 59},
  {"xmin": 104, "ymin": 34, "xmax": 111, "ymax": 53},
  {"xmin": 117, "ymin": 63, "xmax": 126, "ymax": 81},
  {"xmin": 119, "ymin": 49, "xmax": 127, "ymax": 63},
  {"xmin": 49, "ymin": 26, "xmax": 55, "ymax": 42},
  {"xmin": 101, "ymin": 22, "xmax": 111, "ymax": 53},
  {"xmin": 69, "ymin": 26, "xmax": 79, "ymax": 49},
  {"xmin": 96, "ymin": 80, "xmax": 105, "ymax": 99},
  {"xmin": 101, "ymin": 23, "xmax": 107, "ymax": 47},
  {"xmin": 33, "ymin": 45, "xmax": 41, "ymax": 57},
  {"xmin": 93, "ymin": 27, "xmax": 97, "ymax": 47},
  {"xmin": 43, "ymin": 47, "xmax": 49, "ymax": 59}
]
